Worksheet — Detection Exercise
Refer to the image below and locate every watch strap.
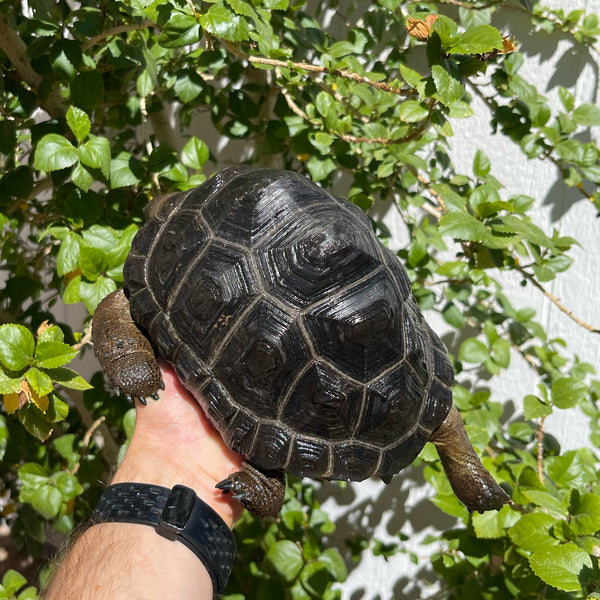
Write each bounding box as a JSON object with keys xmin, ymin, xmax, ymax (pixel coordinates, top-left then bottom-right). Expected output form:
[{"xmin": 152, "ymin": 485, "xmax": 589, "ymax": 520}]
[{"xmin": 90, "ymin": 482, "xmax": 236, "ymax": 597}]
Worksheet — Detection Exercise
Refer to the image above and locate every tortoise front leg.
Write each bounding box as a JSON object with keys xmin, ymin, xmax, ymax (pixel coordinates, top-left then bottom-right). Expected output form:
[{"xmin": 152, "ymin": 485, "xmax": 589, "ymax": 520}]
[
  {"xmin": 92, "ymin": 289, "xmax": 164, "ymax": 404},
  {"xmin": 216, "ymin": 462, "xmax": 285, "ymax": 518},
  {"xmin": 429, "ymin": 405, "xmax": 509, "ymax": 512}
]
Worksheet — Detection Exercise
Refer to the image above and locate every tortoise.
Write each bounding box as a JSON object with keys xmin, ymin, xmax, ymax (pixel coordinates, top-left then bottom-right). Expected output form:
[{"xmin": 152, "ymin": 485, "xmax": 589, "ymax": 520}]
[{"xmin": 92, "ymin": 166, "xmax": 509, "ymax": 518}]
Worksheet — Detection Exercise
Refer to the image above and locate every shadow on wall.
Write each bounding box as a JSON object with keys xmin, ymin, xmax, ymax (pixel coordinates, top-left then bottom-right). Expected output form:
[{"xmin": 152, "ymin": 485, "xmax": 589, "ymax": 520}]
[
  {"xmin": 316, "ymin": 463, "xmax": 457, "ymax": 600},
  {"xmin": 492, "ymin": 8, "xmax": 599, "ymax": 223}
]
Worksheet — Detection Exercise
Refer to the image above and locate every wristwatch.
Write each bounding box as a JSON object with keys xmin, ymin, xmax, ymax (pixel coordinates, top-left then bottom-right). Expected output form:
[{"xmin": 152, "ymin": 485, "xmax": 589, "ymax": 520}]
[{"xmin": 90, "ymin": 482, "xmax": 236, "ymax": 597}]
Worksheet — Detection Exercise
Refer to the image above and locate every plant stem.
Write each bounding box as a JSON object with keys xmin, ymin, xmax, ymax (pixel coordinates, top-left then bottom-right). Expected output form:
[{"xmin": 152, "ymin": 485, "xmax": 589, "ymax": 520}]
[
  {"xmin": 0, "ymin": 16, "xmax": 65, "ymax": 117},
  {"xmin": 81, "ymin": 19, "xmax": 155, "ymax": 51},
  {"xmin": 537, "ymin": 415, "xmax": 547, "ymax": 483},
  {"xmin": 516, "ymin": 266, "xmax": 600, "ymax": 334},
  {"xmin": 226, "ymin": 43, "xmax": 413, "ymax": 97}
]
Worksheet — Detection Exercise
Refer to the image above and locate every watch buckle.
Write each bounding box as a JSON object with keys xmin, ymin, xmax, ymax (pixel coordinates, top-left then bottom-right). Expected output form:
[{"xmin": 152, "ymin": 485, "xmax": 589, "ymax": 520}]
[{"xmin": 156, "ymin": 484, "xmax": 196, "ymax": 541}]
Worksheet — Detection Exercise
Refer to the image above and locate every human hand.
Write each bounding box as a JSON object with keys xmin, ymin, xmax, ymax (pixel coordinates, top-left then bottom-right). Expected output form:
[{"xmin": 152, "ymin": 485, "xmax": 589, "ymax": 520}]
[
  {"xmin": 44, "ymin": 365, "xmax": 242, "ymax": 600},
  {"xmin": 112, "ymin": 362, "xmax": 244, "ymax": 528}
]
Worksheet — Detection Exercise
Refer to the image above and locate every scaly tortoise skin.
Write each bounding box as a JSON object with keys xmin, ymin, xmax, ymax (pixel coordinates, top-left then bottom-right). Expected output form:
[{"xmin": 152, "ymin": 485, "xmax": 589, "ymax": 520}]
[{"xmin": 92, "ymin": 166, "xmax": 508, "ymax": 517}]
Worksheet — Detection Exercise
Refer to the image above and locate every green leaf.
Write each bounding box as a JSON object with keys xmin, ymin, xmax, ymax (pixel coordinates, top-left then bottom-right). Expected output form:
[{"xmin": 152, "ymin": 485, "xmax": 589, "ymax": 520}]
[
  {"xmin": 0, "ymin": 415, "xmax": 7, "ymax": 462},
  {"xmin": 0, "ymin": 324, "xmax": 35, "ymax": 371},
  {"xmin": 79, "ymin": 246, "xmax": 109, "ymax": 280},
  {"xmin": 448, "ymin": 25, "xmax": 503, "ymax": 55},
  {"xmin": 314, "ymin": 91, "xmax": 335, "ymax": 119},
  {"xmin": 263, "ymin": 540, "xmax": 304, "ymax": 583},
  {"xmin": 38, "ymin": 327, "xmax": 64, "ymax": 345},
  {"xmin": 18, "ymin": 403, "xmax": 53, "ymax": 440},
  {"xmin": 31, "ymin": 484, "xmax": 62, "ymax": 519},
  {"xmin": 53, "ymin": 434, "xmax": 78, "ymax": 469},
  {"xmin": 199, "ymin": 4, "xmax": 250, "ymax": 42},
  {"xmin": 159, "ymin": 12, "xmax": 201, "ymax": 48},
  {"xmin": 398, "ymin": 100, "xmax": 429, "ymax": 122},
  {"xmin": 18, "ymin": 462, "xmax": 48, "ymax": 489},
  {"xmin": 572, "ymin": 103, "xmax": 600, "ymax": 126},
  {"xmin": 319, "ymin": 548, "xmax": 347, "ymax": 582},
  {"xmin": 306, "ymin": 156, "xmax": 336, "ymax": 182},
  {"xmin": 0, "ymin": 369, "xmax": 21, "ymax": 394},
  {"xmin": 439, "ymin": 211, "xmax": 490, "ymax": 243},
  {"xmin": 547, "ymin": 449, "xmax": 598, "ymax": 488},
  {"xmin": 45, "ymin": 367, "xmax": 92, "ymax": 390},
  {"xmin": 442, "ymin": 302, "xmax": 466, "ymax": 328},
  {"xmin": 399, "ymin": 64, "xmax": 422, "ymax": 88},
  {"xmin": 54, "ymin": 472, "xmax": 84, "ymax": 502},
  {"xmin": 529, "ymin": 543, "xmax": 592, "ymax": 592},
  {"xmin": 492, "ymin": 215, "xmax": 553, "ymax": 247},
  {"xmin": 181, "ymin": 137, "xmax": 210, "ymax": 170},
  {"xmin": 522, "ymin": 490, "xmax": 569, "ymax": 518},
  {"xmin": 2, "ymin": 570, "xmax": 27, "ymax": 595},
  {"xmin": 34, "ymin": 134, "xmax": 78, "ymax": 172},
  {"xmin": 300, "ymin": 561, "xmax": 335, "ymax": 598},
  {"xmin": 48, "ymin": 395, "xmax": 70, "ymax": 422},
  {"xmin": 79, "ymin": 276, "xmax": 117, "ymax": 314},
  {"xmin": 0, "ymin": 120, "xmax": 17, "ymax": 155},
  {"xmin": 571, "ymin": 493, "xmax": 600, "ymax": 535},
  {"xmin": 429, "ymin": 493, "xmax": 470, "ymax": 519},
  {"xmin": 63, "ymin": 275, "xmax": 81, "ymax": 304},
  {"xmin": 491, "ymin": 338, "xmax": 511, "ymax": 368},
  {"xmin": 123, "ymin": 408, "xmax": 137, "ymax": 438},
  {"xmin": 18, "ymin": 585, "xmax": 39, "ymax": 600},
  {"xmin": 110, "ymin": 152, "xmax": 141, "ymax": 188},
  {"xmin": 24, "ymin": 367, "xmax": 53, "ymax": 396},
  {"xmin": 551, "ymin": 377, "xmax": 588, "ymax": 409},
  {"xmin": 523, "ymin": 394, "xmax": 553, "ymax": 419},
  {"xmin": 472, "ymin": 504, "xmax": 520, "ymax": 538},
  {"xmin": 459, "ymin": 338, "xmax": 489, "ymax": 363},
  {"xmin": 558, "ymin": 86, "xmax": 574, "ymax": 112},
  {"xmin": 137, "ymin": 69, "xmax": 154, "ymax": 99},
  {"xmin": 81, "ymin": 225, "xmax": 121, "ymax": 254},
  {"xmin": 174, "ymin": 69, "xmax": 206, "ymax": 103},
  {"xmin": 35, "ymin": 342, "xmax": 78, "ymax": 369},
  {"xmin": 508, "ymin": 512, "xmax": 558, "ymax": 552},
  {"xmin": 79, "ymin": 135, "xmax": 111, "ymax": 179},
  {"xmin": 473, "ymin": 149, "xmax": 491, "ymax": 178},
  {"xmin": 459, "ymin": 7, "xmax": 492, "ymax": 27},
  {"xmin": 226, "ymin": 0, "xmax": 257, "ymax": 18},
  {"xmin": 431, "ymin": 65, "xmax": 464, "ymax": 105},
  {"xmin": 71, "ymin": 163, "xmax": 94, "ymax": 191},
  {"xmin": 66, "ymin": 106, "xmax": 91, "ymax": 143}
]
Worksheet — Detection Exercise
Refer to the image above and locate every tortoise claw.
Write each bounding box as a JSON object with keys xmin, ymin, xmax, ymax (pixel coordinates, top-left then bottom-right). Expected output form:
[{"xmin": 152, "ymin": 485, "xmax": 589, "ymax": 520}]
[
  {"xmin": 215, "ymin": 478, "xmax": 234, "ymax": 493},
  {"xmin": 137, "ymin": 396, "xmax": 147, "ymax": 406},
  {"xmin": 215, "ymin": 477, "xmax": 249, "ymax": 505},
  {"xmin": 159, "ymin": 380, "xmax": 165, "ymax": 390},
  {"xmin": 150, "ymin": 392, "xmax": 160, "ymax": 400}
]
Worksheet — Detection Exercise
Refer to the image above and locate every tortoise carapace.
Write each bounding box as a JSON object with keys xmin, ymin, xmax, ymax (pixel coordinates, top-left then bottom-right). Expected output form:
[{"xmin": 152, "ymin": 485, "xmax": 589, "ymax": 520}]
[{"xmin": 92, "ymin": 166, "xmax": 509, "ymax": 517}]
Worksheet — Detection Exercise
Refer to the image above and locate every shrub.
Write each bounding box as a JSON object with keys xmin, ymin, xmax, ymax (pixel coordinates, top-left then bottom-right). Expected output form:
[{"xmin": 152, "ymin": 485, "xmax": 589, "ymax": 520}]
[{"xmin": 0, "ymin": 1, "xmax": 599, "ymax": 598}]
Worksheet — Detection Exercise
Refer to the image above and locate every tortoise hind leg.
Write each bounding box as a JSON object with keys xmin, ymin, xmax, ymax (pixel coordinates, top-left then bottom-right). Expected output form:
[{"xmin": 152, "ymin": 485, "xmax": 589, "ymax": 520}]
[
  {"xmin": 216, "ymin": 462, "xmax": 285, "ymax": 518},
  {"xmin": 429, "ymin": 405, "xmax": 509, "ymax": 512}
]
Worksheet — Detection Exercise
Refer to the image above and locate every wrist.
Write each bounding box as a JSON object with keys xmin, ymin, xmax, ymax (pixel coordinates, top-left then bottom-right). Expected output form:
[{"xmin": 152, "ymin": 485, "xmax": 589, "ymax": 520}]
[
  {"xmin": 113, "ymin": 434, "xmax": 241, "ymax": 529},
  {"xmin": 90, "ymin": 482, "xmax": 236, "ymax": 597}
]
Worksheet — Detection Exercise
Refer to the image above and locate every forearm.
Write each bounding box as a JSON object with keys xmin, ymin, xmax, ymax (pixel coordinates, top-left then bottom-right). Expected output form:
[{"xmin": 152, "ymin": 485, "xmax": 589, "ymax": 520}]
[{"xmin": 45, "ymin": 520, "xmax": 213, "ymax": 600}]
